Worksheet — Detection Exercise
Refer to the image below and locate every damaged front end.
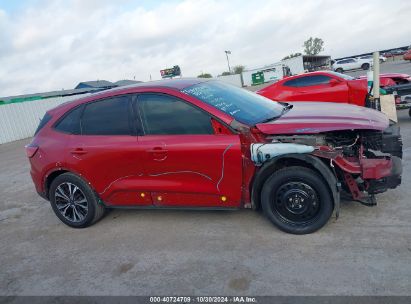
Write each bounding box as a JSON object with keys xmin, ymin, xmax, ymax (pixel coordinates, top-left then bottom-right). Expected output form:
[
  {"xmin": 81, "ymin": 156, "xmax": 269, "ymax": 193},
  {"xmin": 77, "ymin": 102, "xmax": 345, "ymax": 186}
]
[{"xmin": 251, "ymin": 124, "xmax": 402, "ymax": 206}]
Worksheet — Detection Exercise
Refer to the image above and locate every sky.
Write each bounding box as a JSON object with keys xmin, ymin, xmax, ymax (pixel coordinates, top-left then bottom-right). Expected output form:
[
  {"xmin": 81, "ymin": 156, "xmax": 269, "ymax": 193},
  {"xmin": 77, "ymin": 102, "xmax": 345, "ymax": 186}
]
[{"xmin": 0, "ymin": 0, "xmax": 410, "ymax": 96}]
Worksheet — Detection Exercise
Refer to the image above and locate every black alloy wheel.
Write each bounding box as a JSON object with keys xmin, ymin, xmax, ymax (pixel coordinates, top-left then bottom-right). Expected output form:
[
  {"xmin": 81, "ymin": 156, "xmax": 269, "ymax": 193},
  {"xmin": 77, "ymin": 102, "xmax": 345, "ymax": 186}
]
[{"xmin": 49, "ymin": 173, "xmax": 105, "ymax": 228}]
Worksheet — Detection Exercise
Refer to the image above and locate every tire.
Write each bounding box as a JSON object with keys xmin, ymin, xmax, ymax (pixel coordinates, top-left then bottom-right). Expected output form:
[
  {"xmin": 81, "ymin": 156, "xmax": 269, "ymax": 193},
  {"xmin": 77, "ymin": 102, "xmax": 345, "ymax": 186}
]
[
  {"xmin": 361, "ymin": 63, "xmax": 370, "ymax": 70},
  {"xmin": 335, "ymin": 68, "xmax": 343, "ymax": 73},
  {"xmin": 49, "ymin": 173, "xmax": 105, "ymax": 228},
  {"xmin": 261, "ymin": 166, "xmax": 334, "ymax": 234},
  {"xmin": 409, "ymin": 108, "xmax": 411, "ymax": 118}
]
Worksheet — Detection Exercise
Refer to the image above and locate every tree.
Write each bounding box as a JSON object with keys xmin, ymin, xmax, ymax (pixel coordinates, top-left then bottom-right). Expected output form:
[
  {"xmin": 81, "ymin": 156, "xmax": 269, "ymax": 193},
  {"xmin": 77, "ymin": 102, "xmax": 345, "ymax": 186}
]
[
  {"xmin": 232, "ymin": 65, "xmax": 245, "ymax": 74},
  {"xmin": 197, "ymin": 73, "xmax": 213, "ymax": 78},
  {"xmin": 303, "ymin": 37, "xmax": 324, "ymax": 55},
  {"xmin": 221, "ymin": 71, "xmax": 231, "ymax": 76},
  {"xmin": 282, "ymin": 52, "xmax": 302, "ymax": 60}
]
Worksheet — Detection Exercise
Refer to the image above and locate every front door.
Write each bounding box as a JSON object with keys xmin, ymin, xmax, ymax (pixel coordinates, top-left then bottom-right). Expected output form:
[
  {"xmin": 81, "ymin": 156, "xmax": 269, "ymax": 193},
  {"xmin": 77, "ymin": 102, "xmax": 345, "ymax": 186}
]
[{"xmin": 134, "ymin": 93, "xmax": 243, "ymax": 208}]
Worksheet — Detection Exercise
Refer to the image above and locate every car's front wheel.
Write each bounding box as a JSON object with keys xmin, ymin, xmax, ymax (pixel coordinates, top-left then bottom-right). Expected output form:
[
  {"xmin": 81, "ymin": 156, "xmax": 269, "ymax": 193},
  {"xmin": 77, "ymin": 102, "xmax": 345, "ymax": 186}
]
[
  {"xmin": 361, "ymin": 63, "xmax": 370, "ymax": 70},
  {"xmin": 49, "ymin": 173, "xmax": 106, "ymax": 228},
  {"xmin": 335, "ymin": 68, "xmax": 343, "ymax": 73},
  {"xmin": 261, "ymin": 166, "xmax": 334, "ymax": 234}
]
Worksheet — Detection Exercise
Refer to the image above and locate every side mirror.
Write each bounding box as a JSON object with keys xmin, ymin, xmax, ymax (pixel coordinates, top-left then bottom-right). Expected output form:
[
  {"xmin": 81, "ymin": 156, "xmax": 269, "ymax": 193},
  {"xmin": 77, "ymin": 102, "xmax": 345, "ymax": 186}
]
[{"xmin": 329, "ymin": 78, "xmax": 340, "ymax": 86}]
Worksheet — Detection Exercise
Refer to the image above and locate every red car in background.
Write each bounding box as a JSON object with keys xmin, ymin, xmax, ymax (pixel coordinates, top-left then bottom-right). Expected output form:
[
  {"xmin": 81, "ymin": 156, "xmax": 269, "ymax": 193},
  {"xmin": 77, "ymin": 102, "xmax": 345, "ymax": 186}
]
[
  {"xmin": 257, "ymin": 71, "xmax": 370, "ymax": 106},
  {"xmin": 257, "ymin": 71, "xmax": 410, "ymax": 107},
  {"xmin": 403, "ymin": 49, "xmax": 411, "ymax": 61}
]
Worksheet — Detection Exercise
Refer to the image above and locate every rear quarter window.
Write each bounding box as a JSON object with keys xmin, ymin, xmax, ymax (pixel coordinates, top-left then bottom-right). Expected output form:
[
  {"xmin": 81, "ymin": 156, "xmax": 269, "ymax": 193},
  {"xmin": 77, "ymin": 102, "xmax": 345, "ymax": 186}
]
[
  {"xmin": 54, "ymin": 106, "xmax": 83, "ymax": 134},
  {"xmin": 34, "ymin": 113, "xmax": 52, "ymax": 135}
]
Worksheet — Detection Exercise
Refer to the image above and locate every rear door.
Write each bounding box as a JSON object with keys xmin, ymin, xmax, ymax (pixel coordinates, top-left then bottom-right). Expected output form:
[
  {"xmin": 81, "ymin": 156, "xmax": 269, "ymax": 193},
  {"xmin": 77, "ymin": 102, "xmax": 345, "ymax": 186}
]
[
  {"xmin": 345, "ymin": 58, "xmax": 358, "ymax": 70},
  {"xmin": 134, "ymin": 93, "xmax": 243, "ymax": 208},
  {"xmin": 63, "ymin": 95, "xmax": 151, "ymax": 206}
]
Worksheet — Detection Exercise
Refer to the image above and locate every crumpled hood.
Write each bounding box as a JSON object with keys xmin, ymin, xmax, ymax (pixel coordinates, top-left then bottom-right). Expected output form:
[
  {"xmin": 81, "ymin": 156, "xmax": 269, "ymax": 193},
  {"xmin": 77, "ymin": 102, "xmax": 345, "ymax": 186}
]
[{"xmin": 256, "ymin": 102, "xmax": 389, "ymax": 134}]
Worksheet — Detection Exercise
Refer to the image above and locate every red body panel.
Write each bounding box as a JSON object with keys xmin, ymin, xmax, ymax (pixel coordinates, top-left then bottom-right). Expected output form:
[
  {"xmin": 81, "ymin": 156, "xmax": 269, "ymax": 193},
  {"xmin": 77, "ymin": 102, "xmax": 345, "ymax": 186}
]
[
  {"xmin": 136, "ymin": 134, "xmax": 242, "ymax": 207},
  {"xmin": 255, "ymin": 102, "xmax": 389, "ymax": 134}
]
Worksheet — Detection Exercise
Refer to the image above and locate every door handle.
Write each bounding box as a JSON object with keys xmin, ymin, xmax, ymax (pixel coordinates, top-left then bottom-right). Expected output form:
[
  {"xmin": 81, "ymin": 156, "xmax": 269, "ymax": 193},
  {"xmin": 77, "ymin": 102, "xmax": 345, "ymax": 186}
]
[
  {"xmin": 70, "ymin": 148, "xmax": 88, "ymax": 155},
  {"xmin": 147, "ymin": 147, "xmax": 168, "ymax": 161},
  {"xmin": 147, "ymin": 147, "xmax": 168, "ymax": 153}
]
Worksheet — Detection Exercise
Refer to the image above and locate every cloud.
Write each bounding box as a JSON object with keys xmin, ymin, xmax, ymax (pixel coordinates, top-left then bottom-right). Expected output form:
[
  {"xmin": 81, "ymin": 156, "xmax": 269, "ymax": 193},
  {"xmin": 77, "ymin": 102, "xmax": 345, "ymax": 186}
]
[{"xmin": 0, "ymin": 0, "xmax": 410, "ymax": 96}]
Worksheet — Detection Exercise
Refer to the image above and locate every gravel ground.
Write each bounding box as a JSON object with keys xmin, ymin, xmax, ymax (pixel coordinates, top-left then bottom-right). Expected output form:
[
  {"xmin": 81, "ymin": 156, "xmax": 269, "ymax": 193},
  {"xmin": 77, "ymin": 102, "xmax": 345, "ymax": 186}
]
[{"xmin": 0, "ymin": 83, "xmax": 410, "ymax": 297}]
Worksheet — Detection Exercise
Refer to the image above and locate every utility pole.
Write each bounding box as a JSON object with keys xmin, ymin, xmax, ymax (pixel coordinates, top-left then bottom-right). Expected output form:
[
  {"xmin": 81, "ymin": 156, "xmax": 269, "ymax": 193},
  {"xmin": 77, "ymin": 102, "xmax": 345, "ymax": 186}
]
[
  {"xmin": 225, "ymin": 50, "xmax": 232, "ymax": 74},
  {"xmin": 372, "ymin": 51, "xmax": 380, "ymax": 110}
]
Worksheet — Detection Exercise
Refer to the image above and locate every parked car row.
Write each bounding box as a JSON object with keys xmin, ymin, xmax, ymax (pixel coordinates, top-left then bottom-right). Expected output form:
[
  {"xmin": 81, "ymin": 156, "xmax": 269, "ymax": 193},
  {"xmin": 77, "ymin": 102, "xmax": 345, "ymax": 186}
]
[
  {"xmin": 383, "ymin": 49, "xmax": 407, "ymax": 58},
  {"xmin": 331, "ymin": 47, "xmax": 411, "ymax": 74},
  {"xmin": 26, "ymin": 78, "xmax": 403, "ymax": 235},
  {"xmin": 403, "ymin": 49, "xmax": 411, "ymax": 61}
]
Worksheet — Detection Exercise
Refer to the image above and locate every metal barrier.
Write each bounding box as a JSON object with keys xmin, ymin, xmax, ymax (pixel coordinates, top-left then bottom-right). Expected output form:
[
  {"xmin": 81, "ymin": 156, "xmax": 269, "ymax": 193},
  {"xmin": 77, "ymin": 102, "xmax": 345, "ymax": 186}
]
[{"xmin": 0, "ymin": 95, "xmax": 89, "ymax": 144}]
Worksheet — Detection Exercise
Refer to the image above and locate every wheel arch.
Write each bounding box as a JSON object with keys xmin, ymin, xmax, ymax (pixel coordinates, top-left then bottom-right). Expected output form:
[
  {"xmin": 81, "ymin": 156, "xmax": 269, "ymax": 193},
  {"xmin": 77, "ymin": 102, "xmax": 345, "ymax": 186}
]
[
  {"xmin": 250, "ymin": 154, "xmax": 339, "ymax": 211},
  {"xmin": 44, "ymin": 169, "xmax": 96, "ymax": 200}
]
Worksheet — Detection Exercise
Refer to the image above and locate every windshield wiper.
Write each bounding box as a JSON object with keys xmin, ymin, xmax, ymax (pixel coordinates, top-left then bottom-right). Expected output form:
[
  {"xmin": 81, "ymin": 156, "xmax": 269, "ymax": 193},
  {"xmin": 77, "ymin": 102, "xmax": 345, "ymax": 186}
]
[{"xmin": 258, "ymin": 103, "xmax": 293, "ymax": 123}]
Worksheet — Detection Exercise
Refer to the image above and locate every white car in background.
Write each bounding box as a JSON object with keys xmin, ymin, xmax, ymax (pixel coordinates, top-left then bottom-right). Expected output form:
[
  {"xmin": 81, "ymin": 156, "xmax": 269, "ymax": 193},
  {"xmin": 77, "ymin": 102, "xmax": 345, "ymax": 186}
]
[{"xmin": 332, "ymin": 57, "xmax": 373, "ymax": 73}]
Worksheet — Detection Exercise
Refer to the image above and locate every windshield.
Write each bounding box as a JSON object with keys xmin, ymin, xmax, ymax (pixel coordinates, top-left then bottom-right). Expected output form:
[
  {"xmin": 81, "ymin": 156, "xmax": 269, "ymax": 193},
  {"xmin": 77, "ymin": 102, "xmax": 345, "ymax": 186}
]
[
  {"xmin": 181, "ymin": 81, "xmax": 285, "ymax": 125},
  {"xmin": 327, "ymin": 71, "xmax": 355, "ymax": 80}
]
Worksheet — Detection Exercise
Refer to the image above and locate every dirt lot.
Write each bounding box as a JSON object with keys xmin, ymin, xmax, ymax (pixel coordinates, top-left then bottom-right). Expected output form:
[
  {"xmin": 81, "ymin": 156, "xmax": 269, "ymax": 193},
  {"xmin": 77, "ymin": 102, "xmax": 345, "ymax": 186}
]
[{"xmin": 1, "ymin": 97, "xmax": 411, "ymax": 296}]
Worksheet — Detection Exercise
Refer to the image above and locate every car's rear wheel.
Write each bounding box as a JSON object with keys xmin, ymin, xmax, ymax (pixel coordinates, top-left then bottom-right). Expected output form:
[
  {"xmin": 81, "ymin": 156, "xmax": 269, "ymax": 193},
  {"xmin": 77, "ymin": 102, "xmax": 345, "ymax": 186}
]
[
  {"xmin": 261, "ymin": 166, "xmax": 334, "ymax": 234},
  {"xmin": 49, "ymin": 173, "xmax": 105, "ymax": 228},
  {"xmin": 335, "ymin": 68, "xmax": 343, "ymax": 73},
  {"xmin": 361, "ymin": 63, "xmax": 370, "ymax": 70}
]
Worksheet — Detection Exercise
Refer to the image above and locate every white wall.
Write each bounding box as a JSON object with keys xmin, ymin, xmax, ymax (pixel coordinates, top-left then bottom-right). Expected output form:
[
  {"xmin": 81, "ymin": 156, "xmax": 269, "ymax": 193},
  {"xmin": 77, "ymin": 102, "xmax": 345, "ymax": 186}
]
[
  {"xmin": 216, "ymin": 74, "xmax": 243, "ymax": 87},
  {"xmin": 0, "ymin": 95, "xmax": 89, "ymax": 144},
  {"xmin": 281, "ymin": 56, "xmax": 305, "ymax": 75}
]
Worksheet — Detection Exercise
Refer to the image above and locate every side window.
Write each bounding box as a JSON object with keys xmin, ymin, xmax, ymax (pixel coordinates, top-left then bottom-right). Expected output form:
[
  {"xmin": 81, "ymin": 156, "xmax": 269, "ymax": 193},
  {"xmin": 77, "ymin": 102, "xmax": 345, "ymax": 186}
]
[
  {"xmin": 137, "ymin": 94, "xmax": 213, "ymax": 135},
  {"xmin": 54, "ymin": 106, "xmax": 82, "ymax": 134},
  {"xmin": 298, "ymin": 75, "xmax": 331, "ymax": 87},
  {"xmin": 81, "ymin": 96, "xmax": 132, "ymax": 135},
  {"xmin": 283, "ymin": 79, "xmax": 300, "ymax": 87}
]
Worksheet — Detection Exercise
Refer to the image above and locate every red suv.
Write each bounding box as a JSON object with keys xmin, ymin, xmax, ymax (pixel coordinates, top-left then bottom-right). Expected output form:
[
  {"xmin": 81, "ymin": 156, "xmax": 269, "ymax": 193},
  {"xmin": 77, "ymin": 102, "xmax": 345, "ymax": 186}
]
[{"xmin": 26, "ymin": 79, "xmax": 402, "ymax": 234}]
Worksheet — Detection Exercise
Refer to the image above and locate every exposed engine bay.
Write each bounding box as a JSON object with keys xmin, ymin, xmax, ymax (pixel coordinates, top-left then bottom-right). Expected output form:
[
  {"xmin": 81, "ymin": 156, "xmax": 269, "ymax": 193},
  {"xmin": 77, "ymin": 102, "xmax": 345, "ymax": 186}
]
[
  {"xmin": 267, "ymin": 124, "xmax": 402, "ymax": 160},
  {"xmin": 252, "ymin": 125, "xmax": 403, "ymax": 206}
]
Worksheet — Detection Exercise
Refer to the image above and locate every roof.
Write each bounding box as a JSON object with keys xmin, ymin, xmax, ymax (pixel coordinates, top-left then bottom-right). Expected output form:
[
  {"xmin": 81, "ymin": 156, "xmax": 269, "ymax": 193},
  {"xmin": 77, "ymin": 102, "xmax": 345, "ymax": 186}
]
[
  {"xmin": 74, "ymin": 80, "xmax": 115, "ymax": 89},
  {"xmin": 110, "ymin": 77, "xmax": 209, "ymax": 91},
  {"xmin": 114, "ymin": 80, "xmax": 142, "ymax": 86},
  {"xmin": 0, "ymin": 87, "xmax": 105, "ymax": 103}
]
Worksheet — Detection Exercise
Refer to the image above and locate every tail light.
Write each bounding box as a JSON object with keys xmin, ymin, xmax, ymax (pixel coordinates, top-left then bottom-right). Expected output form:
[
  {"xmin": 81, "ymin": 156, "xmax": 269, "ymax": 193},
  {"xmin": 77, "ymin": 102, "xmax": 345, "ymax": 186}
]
[
  {"xmin": 25, "ymin": 144, "xmax": 39, "ymax": 158},
  {"xmin": 395, "ymin": 96, "xmax": 401, "ymax": 105}
]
